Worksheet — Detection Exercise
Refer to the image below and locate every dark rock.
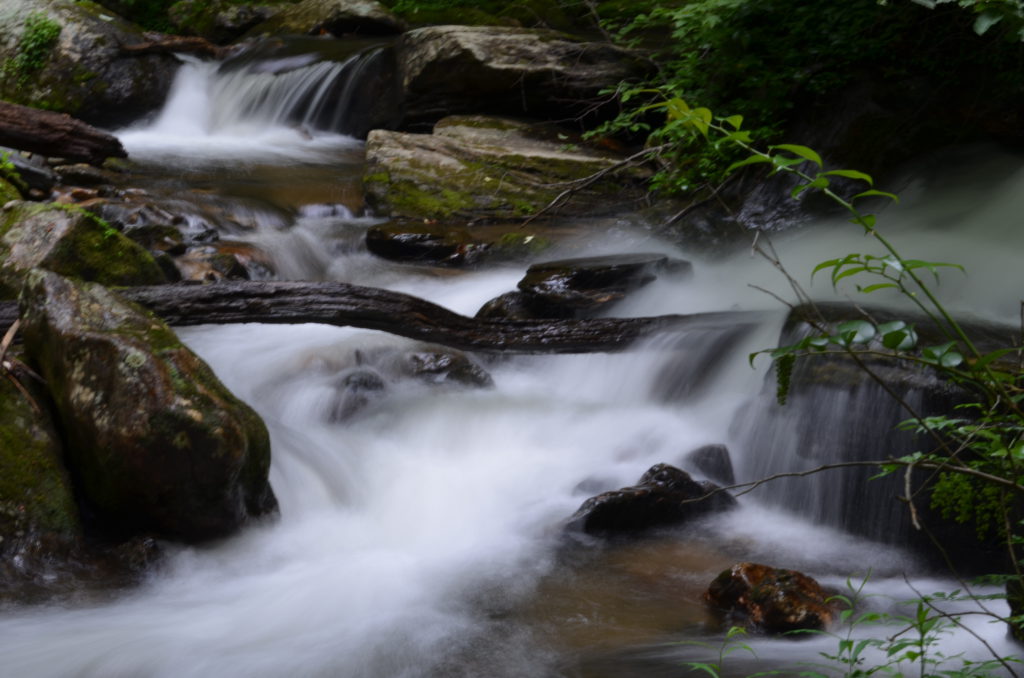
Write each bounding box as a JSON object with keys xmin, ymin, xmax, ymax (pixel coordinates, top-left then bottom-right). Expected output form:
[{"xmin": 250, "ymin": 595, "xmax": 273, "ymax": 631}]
[
  {"xmin": 0, "ymin": 202, "xmax": 166, "ymax": 298},
  {"xmin": 475, "ymin": 291, "xmax": 565, "ymax": 320},
  {"xmin": 1008, "ymin": 577, "xmax": 1024, "ymax": 642},
  {"xmin": 169, "ymin": 0, "xmax": 281, "ymax": 44},
  {"xmin": 54, "ymin": 163, "xmax": 116, "ymax": 188},
  {"xmin": 19, "ymin": 270, "xmax": 278, "ymax": 542},
  {"xmin": 519, "ymin": 253, "xmax": 692, "ymax": 314},
  {"xmin": 0, "ymin": 0, "xmax": 179, "ymax": 126},
  {"xmin": 685, "ymin": 444, "xmax": 735, "ymax": 486},
  {"xmin": 243, "ymin": 0, "xmax": 405, "ymax": 39},
  {"xmin": 365, "ymin": 221, "xmax": 487, "ymax": 266},
  {"xmin": 567, "ymin": 463, "xmax": 736, "ymax": 537},
  {"xmin": 328, "ymin": 367, "xmax": 386, "ymax": 422},
  {"xmin": 0, "ymin": 148, "xmax": 57, "ymax": 193},
  {"xmin": 397, "ymin": 348, "xmax": 494, "ymax": 387},
  {"xmin": 705, "ymin": 562, "xmax": 835, "ymax": 634},
  {"xmin": 396, "ymin": 26, "xmax": 650, "ymax": 126}
]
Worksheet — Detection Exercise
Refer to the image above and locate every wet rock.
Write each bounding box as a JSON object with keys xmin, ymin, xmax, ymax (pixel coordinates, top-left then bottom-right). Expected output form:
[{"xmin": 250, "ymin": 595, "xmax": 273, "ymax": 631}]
[
  {"xmin": 0, "ymin": 148, "xmax": 56, "ymax": 194},
  {"xmin": 705, "ymin": 562, "xmax": 835, "ymax": 634},
  {"xmin": 519, "ymin": 253, "xmax": 692, "ymax": 314},
  {"xmin": 244, "ymin": 0, "xmax": 405, "ymax": 38},
  {"xmin": 169, "ymin": 0, "xmax": 280, "ymax": 44},
  {"xmin": 328, "ymin": 367, "xmax": 386, "ymax": 422},
  {"xmin": 396, "ymin": 348, "xmax": 494, "ymax": 387},
  {"xmin": 364, "ymin": 116, "xmax": 650, "ymax": 221},
  {"xmin": 20, "ymin": 270, "xmax": 278, "ymax": 542},
  {"xmin": 365, "ymin": 220, "xmax": 487, "ymax": 266},
  {"xmin": 685, "ymin": 444, "xmax": 735, "ymax": 486},
  {"xmin": 475, "ymin": 291, "xmax": 563, "ymax": 320},
  {"xmin": 0, "ymin": 358, "xmax": 81, "ymax": 557},
  {"xmin": 53, "ymin": 163, "xmax": 116, "ymax": 188},
  {"xmin": 0, "ymin": 202, "xmax": 166, "ymax": 299},
  {"xmin": 0, "ymin": 0, "xmax": 179, "ymax": 126},
  {"xmin": 567, "ymin": 463, "xmax": 736, "ymax": 537},
  {"xmin": 173, "ymin": 247, "xmax": 250, "ymax": 282},
  {"xmin": 396, "ymin": 26, "xmax": 650, "ymax": 126}
]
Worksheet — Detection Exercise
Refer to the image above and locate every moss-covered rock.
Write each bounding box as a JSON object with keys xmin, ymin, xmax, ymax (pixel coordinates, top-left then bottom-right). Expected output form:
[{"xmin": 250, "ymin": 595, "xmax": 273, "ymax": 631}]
[
  {"xmin": 19, "ymin": 270, "xmax": 278, "ymax": 542},
  {"xmin": 0, "ymin": 177, "xmax": 21, "ymax": 205},
  {"xmin": 168, "ymin": 0, "xmax": 283, "ymax": 43},
  {"xmin": 0, "ymin": 202, "xmax": 166, "ymax": 299},
  {"xmin": 242, "ymin": 0, "xmax": 404, "ymax": 38},
  {"xmin": 0, "ymin": 0, "xmax": 179, "ymax": 126},
  {"xmin": 364, "ymin": 116, "xmax": 650, "ymax": 221},
  {"xmin": 0, "ymin": 358, "xmax": 81, "ymax": 552}
]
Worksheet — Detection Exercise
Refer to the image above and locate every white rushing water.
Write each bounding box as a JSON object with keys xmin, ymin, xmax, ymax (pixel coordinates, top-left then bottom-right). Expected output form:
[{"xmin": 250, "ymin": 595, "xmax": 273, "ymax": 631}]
[{"xmin": 2, "ymin": 50, "xmax": 1022, "ymax": 677}]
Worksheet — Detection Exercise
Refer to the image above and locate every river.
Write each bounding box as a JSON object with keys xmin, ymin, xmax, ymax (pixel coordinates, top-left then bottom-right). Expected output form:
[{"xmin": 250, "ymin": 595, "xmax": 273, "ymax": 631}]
[{"xmin": 0, "ymin": 47, "xmax": 1021, "ymax": 677}]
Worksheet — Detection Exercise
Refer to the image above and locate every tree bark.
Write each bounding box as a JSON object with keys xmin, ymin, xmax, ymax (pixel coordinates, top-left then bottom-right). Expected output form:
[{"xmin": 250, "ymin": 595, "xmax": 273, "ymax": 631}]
[
  {"xmin": 121, "ymin": 34, "xmax": 231, "ymax": 60},
  {"xmin": 0, "ymin": 281, "xmax": 761, "ymax": 354},
  {"xmin": 0, "ymin": 101, "xmax": 126, "ymax": 165}
]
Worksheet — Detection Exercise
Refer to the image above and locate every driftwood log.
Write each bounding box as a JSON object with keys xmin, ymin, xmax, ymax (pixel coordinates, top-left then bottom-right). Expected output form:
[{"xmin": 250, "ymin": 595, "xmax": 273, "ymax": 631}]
[
  {"xmin": 121, "ymin": 34, "xmax": 232, "ymax": 60},
  {"xmin": 0, "ymin": 101, "xmax": 126, "ymax": 165},
  {"xmin": 0, "ymin": 281, "xmax": 760, "ymax": 354}
]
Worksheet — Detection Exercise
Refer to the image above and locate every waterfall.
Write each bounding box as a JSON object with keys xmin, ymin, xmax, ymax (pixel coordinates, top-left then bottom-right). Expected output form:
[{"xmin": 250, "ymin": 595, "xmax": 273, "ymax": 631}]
[{"xmin": 3, "ymin": 42, "xmax": 1022, "ymax": 674}]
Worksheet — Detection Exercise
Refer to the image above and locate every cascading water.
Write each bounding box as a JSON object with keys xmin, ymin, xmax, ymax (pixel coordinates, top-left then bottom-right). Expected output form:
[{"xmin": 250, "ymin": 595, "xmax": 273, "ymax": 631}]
[{"xmin": 1, "ymin": 44, "xmax": 1022, "ymax": 676}]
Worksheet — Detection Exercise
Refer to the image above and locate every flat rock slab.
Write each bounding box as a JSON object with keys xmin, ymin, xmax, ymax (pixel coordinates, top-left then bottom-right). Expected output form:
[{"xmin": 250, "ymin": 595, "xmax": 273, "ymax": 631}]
[{"xmin": 364, "ymin": 115, "xmax": 650, "ymax": 221}]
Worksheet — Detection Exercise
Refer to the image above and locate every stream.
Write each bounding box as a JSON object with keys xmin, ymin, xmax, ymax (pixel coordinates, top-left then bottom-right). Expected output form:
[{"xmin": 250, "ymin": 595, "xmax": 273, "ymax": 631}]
[{"xmin": 1, "ymin": 46, "xmax": 1023, "ymax": 677}]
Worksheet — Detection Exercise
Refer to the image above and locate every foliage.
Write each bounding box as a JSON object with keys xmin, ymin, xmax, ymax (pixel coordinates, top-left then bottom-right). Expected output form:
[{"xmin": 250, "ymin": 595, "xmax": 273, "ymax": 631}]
[
  {"xmin": 909, "ymin": 0, "xmax": 1024, "ymax": 39},
  {"xmin": 2, "ymin": 12, "xmax": 61, "ymax": 87}
]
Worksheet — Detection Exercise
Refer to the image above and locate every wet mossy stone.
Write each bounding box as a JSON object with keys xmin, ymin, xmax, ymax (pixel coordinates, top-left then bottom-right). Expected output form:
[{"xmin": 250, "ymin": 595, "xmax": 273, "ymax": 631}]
[
  {"xmin": 705, "ymin": 562, "xmax": 835, "ymax": 635},
  {"xmin": 0, "ymin": 0, "xmax": 179, "ymax": 126},
  {"xmin": 364, "ymin": 116, "xmax": 650, "ymax": 221},
  {"xmin": 242, "ymin": 0, "xmax": 405, "ymax": 38},
  {"xmin": 0, "ymin": 359, "xmax": 82, "ymax": 555},
  {"xmin": 0, "ymin": 177, "xmax": 21, "ymax": 205},
  {"xmin": 19, "ymin": 270, "xmax": 278, "ymax": 542},
  {"xmin": 0, "ymin": 202, "xmax": 166, "ymax": 299},
  {"xmin": 365, "ymin": 220, "xmax": 486, "ymax": 266}
]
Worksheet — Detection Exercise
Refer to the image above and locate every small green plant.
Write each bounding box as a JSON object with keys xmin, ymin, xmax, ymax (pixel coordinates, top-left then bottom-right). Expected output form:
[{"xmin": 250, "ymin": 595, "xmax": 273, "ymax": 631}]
[
  {"xmin": 678, "ymin": 625, "xmax": 760, "ymax": 677},
  {"xmin": 4, "ymin": 12, "xmax": 62, "ymax": 87}
]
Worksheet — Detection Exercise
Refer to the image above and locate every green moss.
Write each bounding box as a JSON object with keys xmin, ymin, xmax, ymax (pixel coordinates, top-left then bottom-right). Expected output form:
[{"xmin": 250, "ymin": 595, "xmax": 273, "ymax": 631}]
[
  {"xmin": 0, "ymin": 369, "xmax": 81, "ymax": 540},
  {"xmin": 0, "ymin": 178, "xmax": 20, "ymax": 205}
]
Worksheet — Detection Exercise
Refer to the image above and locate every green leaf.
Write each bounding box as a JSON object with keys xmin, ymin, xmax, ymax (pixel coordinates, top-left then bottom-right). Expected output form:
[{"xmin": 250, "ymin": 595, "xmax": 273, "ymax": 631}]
[
  {"xmin": 836, "ymin": 319, "xmax": 876, "ymax": 344},
  {"xmin": 853, "ymin": 189, "xmax": 900, "ymax": 204},
  {"xmin": 971, "ymin": 347, "xmax": 1019, "ymax": 371},
  {"xmin": 791, "ymin": 176, "xmax": 830, "ymax": 199},
  {"xmin": 770, "ymin": 144, "xmax": 823, "ymax": 167},
  {"xmin": 822, "ymin": 169, "xmax": 874, "ymax": 186},
  {"xmin": 851, "ymin": 214, "xmax": 876, "ymax": 231},
  {"xmin": 726, "ymin": 154, "xmax": 772, "ymax": 174},
  {"xmin": 858, "ymin": 282, "xmax": 898, "ymax": 293},
  {"xmin": 974, "ymin": 8, "xmax": 1004, "ymax": 35},
  {"xmin": 722, "ymin": 114, "xmax": 743, "ymax": 130}
]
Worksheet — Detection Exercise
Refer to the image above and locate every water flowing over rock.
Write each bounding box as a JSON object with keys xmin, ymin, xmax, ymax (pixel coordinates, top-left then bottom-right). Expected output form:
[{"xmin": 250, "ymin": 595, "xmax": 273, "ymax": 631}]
[
  {"xmin": 0, "ymin": 202, "xmax": 166, "ymax": 299},
  {"xmin": 364, "ymin": 116, "xmax": 650, "ymax": 221},
  {"xmin": 567, "ymin": 463, "xmax": 736, "ymax": 537},
  {"xmin": 243, "ymin": 0, "xmax": 405, "ymax": 38},
  {"xmin": 19, "ymin": 270, "xmax": 278, "ymax": 543},
  {"xmin": 705, "ymin": 562, "xmax": 835, "ymax": 634},
  {"xmin": 0, "ymin": 0, "xmax": 179, "ymax": 126},
  {"xmin": 478, "ymin": 253, "xmax": 692, "ymax": 320},
  {"xmin": 395, "ymin": 26, "xmax": 651, "ymax": 126}
]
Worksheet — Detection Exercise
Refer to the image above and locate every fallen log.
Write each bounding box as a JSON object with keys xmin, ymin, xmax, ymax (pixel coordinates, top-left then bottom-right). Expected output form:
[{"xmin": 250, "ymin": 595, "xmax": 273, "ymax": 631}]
[
  {"xmin": 0, "ymin": 101, "xmax": 127, "ymax": 165},
  {"xmin": 0, "ymin": 281, "xmax": 762, "ymax": 354},
  {"xmin": 121, "ymin": 34, "xmax": 232, "ymax": 60}
]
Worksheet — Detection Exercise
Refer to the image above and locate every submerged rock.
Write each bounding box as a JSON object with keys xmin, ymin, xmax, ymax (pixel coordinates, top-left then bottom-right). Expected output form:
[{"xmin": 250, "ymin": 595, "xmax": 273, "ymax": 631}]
[
  {"xmin": 684, "ymin": 444, "xmax": 735, "ymax": 486},
  {"xmin": 0, "ymin": 0, "xmax": 179, "ymax": 126},
  {"xmin": 396, "ymin": 26, "xmax": 650, "ymax": 125},
  {"xmin": 0, "ymin": 202, "xmax": 166, "ymax": 299},
  {"xmin": 567, "ymin": 463, "xmax": 736, "ymax": 537},
  {"xmin": 364, "ymin": 116, "xmax": 650, "ymax": 221},
  {"xmin": 20, "ymin": 270, "xmax": 278, "ymax": 542},
  {"xmin": 705, "ymin": 562, "xmax": 835, "ymax": 634}
]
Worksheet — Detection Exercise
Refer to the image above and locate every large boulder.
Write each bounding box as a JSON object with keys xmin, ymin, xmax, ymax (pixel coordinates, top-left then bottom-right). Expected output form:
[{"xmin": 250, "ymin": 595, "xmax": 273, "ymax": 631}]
[
  {"xmin": 566, "ymin": 463, "xmax": 736, "ymax": 537},
  {"xmin": 364, "ymin": 116, "xmax": 650, "ymax": 221},
  {"xmin": 0, "ymin": 359, "xmax": 81, "ymax": 555},
  {"xmin": 168, "ymin": 0, "xmax": 282, "ymax": 44},
  {"xmin": 705, "ymin": 562, "xmax": 836, "ymax": 634},
  {"xmin": 0, "ymin": 202, "xmax": 166, "ymax": 299},
  {"xmin": 0, "ymin": 0, "xmax": 179, "ymax": 126},
  {"xmin": 242, "ymin": 0, "xmax": 405, "ymax": 38},
  {"xmin": 395, "ymin": 26, "xmax": 650, "ymax": 126},
  {"xmin": 19, "ymin": 270, "xmax": 278, "ymax": 542}
]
